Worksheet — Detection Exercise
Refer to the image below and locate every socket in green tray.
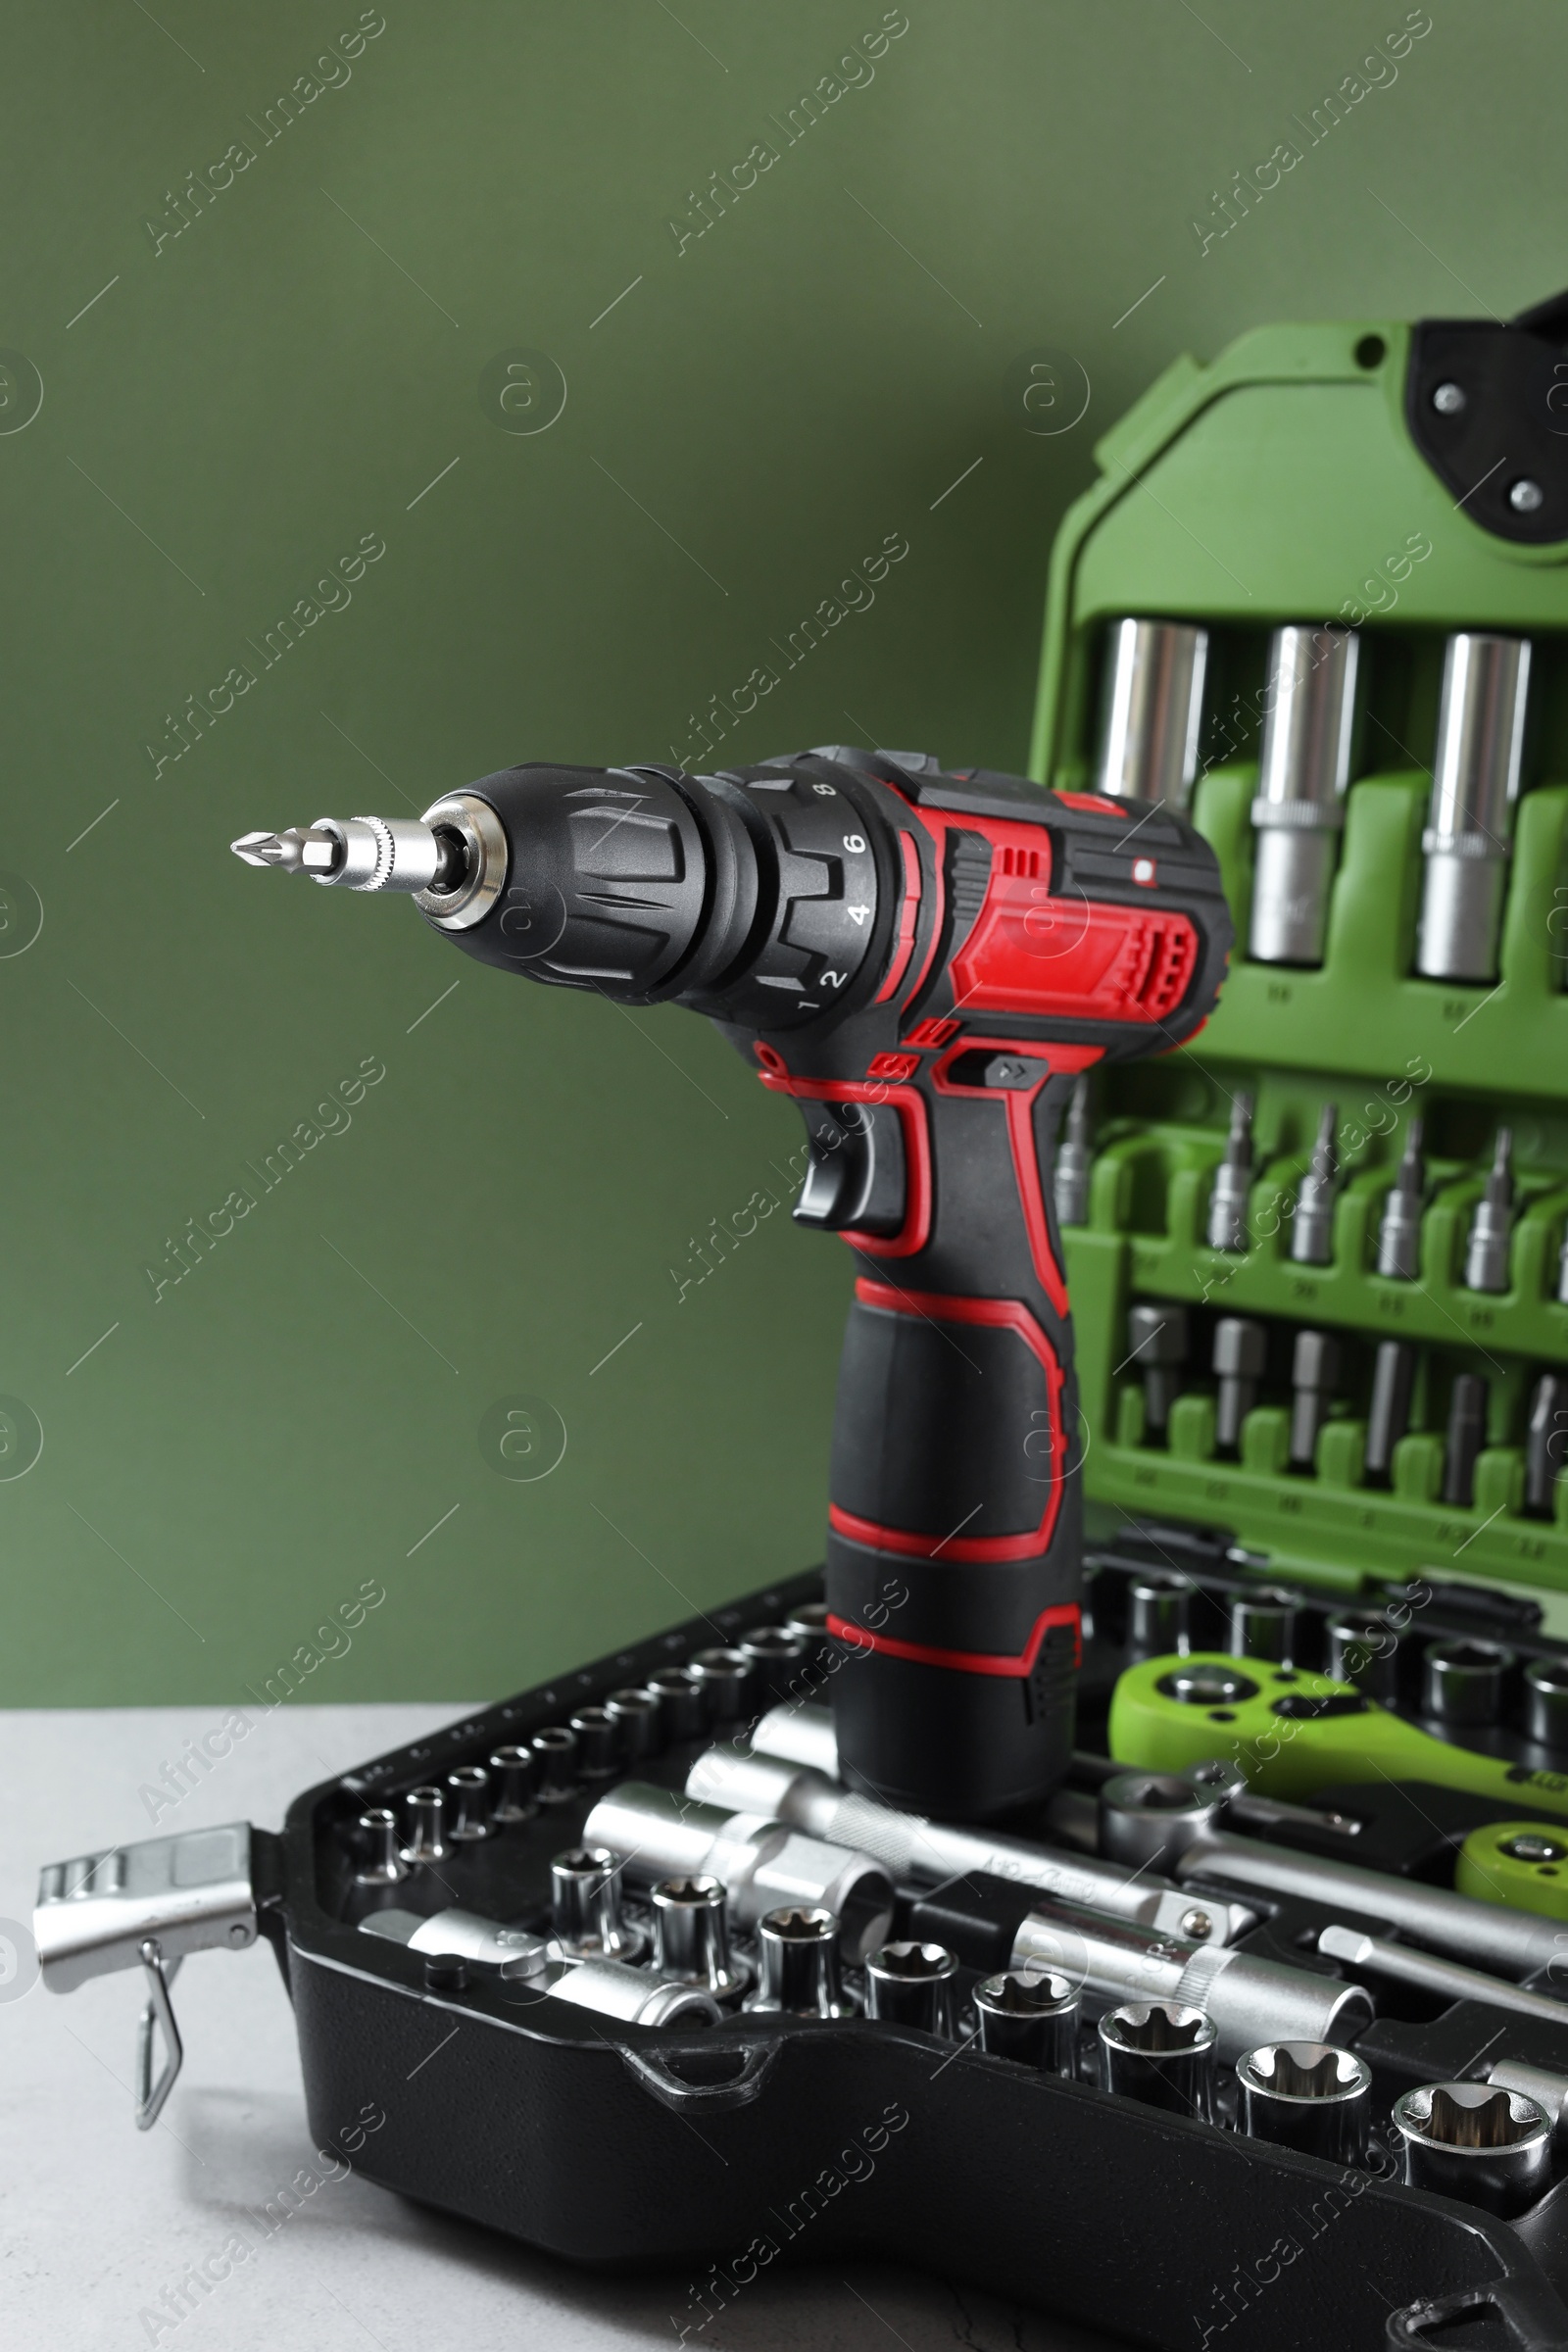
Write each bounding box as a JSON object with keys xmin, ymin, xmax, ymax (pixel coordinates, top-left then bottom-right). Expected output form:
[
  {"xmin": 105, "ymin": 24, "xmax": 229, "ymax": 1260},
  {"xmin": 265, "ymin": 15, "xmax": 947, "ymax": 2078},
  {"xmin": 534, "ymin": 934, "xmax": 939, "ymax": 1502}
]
[
  {"xmin": 1108, "ymin": 1651, "xmax": 1568, "ymax": 1822},
  {"xmin": 1030, "ymin": 310, "xmax": 1568, "ymax": 1600}
]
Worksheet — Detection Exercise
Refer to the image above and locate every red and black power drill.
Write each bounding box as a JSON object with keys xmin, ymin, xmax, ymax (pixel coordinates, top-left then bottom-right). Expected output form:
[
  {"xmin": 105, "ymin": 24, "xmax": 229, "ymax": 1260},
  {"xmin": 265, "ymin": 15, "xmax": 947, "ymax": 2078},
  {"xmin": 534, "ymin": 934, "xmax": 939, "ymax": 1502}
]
[{"xmin": 235, "ymin": 747, "xmax": 1231, "ymax": 1819}]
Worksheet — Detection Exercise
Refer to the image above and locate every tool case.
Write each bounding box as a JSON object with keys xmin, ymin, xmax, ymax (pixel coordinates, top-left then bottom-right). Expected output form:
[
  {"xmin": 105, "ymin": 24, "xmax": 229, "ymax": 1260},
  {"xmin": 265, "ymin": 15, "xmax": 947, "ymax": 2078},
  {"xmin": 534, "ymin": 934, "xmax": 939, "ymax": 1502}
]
[{"xmin": 36, "ymin": 300, "xmax": 1568, "ymax": 2351}]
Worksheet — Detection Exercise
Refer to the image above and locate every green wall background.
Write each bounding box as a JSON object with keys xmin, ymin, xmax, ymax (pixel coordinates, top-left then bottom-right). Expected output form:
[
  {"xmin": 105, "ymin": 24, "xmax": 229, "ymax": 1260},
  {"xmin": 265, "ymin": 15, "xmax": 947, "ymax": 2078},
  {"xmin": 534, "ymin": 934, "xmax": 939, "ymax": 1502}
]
[{"xmin": 3, "ymin": 0, "xmax": 1564, "ymax": 1703}]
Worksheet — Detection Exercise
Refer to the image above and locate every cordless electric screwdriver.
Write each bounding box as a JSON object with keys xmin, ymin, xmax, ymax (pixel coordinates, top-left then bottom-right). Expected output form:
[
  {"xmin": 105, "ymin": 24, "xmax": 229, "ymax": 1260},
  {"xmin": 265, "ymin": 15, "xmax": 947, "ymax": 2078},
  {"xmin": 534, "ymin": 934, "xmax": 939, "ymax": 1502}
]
[{"xmin": 234, "ymin": 748, "xmax": 1231, "ymax": 1819}]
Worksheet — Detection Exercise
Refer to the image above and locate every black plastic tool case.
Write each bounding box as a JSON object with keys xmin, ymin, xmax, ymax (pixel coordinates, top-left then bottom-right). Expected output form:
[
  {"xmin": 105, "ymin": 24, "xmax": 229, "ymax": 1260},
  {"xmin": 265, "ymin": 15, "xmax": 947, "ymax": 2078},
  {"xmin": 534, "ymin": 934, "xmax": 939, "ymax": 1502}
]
[{"xmin": 262, "ymin": 1551, "xmax": 1568, "ymax": 2352}]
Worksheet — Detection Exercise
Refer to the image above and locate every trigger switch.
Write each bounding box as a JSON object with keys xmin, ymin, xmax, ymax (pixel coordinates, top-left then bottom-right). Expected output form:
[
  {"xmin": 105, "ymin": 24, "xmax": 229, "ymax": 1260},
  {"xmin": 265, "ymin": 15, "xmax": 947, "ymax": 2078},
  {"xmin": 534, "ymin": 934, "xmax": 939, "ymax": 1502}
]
[{"xmin": 792, "ymin": 1101, "xmax": 906, "ymax": 1236}]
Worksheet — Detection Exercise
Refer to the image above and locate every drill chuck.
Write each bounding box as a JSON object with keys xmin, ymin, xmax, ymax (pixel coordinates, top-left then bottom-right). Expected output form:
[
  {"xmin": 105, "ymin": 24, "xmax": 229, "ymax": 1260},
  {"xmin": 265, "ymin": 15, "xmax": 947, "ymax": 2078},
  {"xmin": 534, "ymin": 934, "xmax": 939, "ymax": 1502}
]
[{"xmin": 235, "ymin": 746, "xmax": 1232, "ymax": 1820}]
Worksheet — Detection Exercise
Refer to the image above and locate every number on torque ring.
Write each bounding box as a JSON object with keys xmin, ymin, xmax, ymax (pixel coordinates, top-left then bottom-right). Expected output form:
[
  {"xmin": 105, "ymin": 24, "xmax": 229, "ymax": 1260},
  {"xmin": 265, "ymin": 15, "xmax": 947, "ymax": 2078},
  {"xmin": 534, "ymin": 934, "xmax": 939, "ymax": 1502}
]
[
  {"xmin": 822, "ymin": 970, "xmax": 847, "ymax": 988},
  {"xmin": 843, "ymin": 834, "xmax": 865, "ymax": 853}
]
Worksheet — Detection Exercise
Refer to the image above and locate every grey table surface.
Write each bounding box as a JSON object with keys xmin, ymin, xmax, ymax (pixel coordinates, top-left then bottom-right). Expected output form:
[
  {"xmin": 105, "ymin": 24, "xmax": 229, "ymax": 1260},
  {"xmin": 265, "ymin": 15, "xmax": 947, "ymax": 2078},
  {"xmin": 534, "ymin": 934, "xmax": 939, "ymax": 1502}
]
[{"xmin": 1, "ymin": 1703, "xmax": 1122, "ymax": 2352}]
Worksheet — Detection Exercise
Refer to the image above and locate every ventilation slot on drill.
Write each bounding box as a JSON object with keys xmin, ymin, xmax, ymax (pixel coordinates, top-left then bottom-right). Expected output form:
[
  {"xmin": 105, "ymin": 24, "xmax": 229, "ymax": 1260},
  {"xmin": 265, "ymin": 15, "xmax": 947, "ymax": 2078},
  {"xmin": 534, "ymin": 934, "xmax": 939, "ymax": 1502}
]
[
  {"xmin": 1126, "ymin": 920, "xmax": 1200, "ymax": 1020},
  {"xmin": 998, "ymin": 846, "xmax": 1043, "ymax": 880}
]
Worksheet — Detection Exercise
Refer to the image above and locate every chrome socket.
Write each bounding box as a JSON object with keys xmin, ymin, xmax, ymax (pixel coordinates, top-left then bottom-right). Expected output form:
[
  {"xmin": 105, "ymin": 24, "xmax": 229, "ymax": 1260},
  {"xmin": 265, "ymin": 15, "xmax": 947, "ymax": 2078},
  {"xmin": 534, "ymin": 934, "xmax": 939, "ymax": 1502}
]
[
  {"xmin": 1423, "ymin": 1638, "xmax": 1514, "ymax": 1728},
  {"xmin": 1248, "ymin": 624, "xmax": 1360, "ymax": 967},
  {"xmin": 1415, "ymin": 634, "xmax": 1532, "ymax": 983},
  {"xmin": 1098, "ymin": 2002, "xmax": 1216, "ymax": 2121},
  {"xmin": 975, "ymin": 1969, "xmax": 1079, "ymax": 2073},
  {"xmin": 446, "ymin": 1765, "xmax": 492, "ymax": 1842},
  {"xmin": 550, "ymin": 1844, "xmax": 645, "ymax": 1963},
  {"xmin": 736, "ymin": 1627, "xmax": 809, "ymax": 1707},
  {"xmin": 488, "ymin": 1745, "xmax": 537, "ymax": 1823},
  {"xmin": 652, "ymin": 1874, "xmax": 750, "ymax": 2003},
  {"xmin": 1393, "ymin": 2082, "xmax": 1551, "ymax": 2217},
  {"xmin": 749, "ymin": 1699, "xmax": 840, "ymax": 1777},
  {"xmin": 604, "ymin": 1686, "xmax": 662, "ymax": 1762},
  {"xmin": 1326, "ymin": 1611, "xmax": 1399, "ymax": 1701},
  {"xmin": 531, "ymin": 1725, "xmax": 579, "ymax": 1802},
  {"xmin": 748, "ymin": 1904, "xmax": 854, "ymax": 2018},
  {"xmin": 1094, "ymin": 617, "xmax": 1209, "ymax": 810},
  {"xmin": 648, "ymin": 1665, "xmax": 707, "ymax": 1740},
  {"xmin": 1229, "ymin": 1585, "xmax": 1301, "ymax": 1666},
  {"xmin": 400, "ymin": 1786, "xmax": 450, "ymax": 1867},
  {"xmin": 864, "ymin": 1940, "xmax": 958, "ymax": 2035},
  {"xmin": 1236, "ymin": 2040, "xmax": 1371, "ymax": 2165},
  {"xmin": 568, "ymin": 1706, "xmax": 621, "ymax": 1781},
  {"xmin": 688, "ymin": 1647, "xmax": 754, "ymax": 1723},
  {"xmin": 353, "ymin": 1809, "xmax": 407, "ymax": 1888},
  {"xmin": 1126, "ymin": 1571, "xmax": 1193, "ymax": 1660},
  {"xmin": 1525, "ymin": 1654, "xmax": 1568, "ymax": 1748}
]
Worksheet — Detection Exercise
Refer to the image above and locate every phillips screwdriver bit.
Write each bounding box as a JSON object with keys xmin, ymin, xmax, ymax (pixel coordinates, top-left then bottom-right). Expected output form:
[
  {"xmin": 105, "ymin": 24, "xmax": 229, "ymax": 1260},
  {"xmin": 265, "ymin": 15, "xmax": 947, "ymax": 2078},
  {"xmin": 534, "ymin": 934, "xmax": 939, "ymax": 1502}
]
[
  {"xmin": 1376, "ymin": 1115, "xmax": 1426, "ymax": 1281},
  {"xmin": 1291, "ymin": 1103, "xmax": 1340, "ymax": 1265},
  {"xmin": 1205, "ymin": 1090, "xmax": 1254, "ymax": 1252},
  {"xmin": 1463, "ymin": 1127, "xmax": 1515, "ymax": 1294}
]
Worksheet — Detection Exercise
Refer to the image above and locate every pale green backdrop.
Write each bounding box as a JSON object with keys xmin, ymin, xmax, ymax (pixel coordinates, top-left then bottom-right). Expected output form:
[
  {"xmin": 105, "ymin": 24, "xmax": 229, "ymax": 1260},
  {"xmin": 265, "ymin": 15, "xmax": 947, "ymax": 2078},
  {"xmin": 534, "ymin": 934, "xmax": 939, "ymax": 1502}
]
[{"xmin": 1, "ymin": 0, "xmax": 1560, "ymax": 1701}]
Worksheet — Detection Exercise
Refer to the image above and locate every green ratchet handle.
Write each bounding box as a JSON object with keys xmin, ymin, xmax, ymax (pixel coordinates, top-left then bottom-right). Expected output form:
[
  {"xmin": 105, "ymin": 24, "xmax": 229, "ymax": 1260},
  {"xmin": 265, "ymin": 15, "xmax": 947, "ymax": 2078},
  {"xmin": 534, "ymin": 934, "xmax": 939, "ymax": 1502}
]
[{"xmin": 1108, "ymin": 1652, "xmax": 1568, "ymax": 1824}]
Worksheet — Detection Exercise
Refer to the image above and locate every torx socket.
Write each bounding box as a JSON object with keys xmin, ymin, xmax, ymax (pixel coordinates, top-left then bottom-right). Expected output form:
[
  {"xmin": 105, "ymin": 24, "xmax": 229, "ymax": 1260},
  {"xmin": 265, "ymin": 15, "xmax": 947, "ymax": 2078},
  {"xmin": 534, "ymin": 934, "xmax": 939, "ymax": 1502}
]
[
  {"xmin": 747, "ymin": 1904, "xmax": 854, "ymax": 2017},
  {"xmin": 1248, "ymin": 624, "xmax": 1360, "ymax": 967},
  {"xmin": 1463, "ymin": 1128, "xmax": 1515, "ymax": 1293},
  {"xmin": 400, "ymin": 1785, "xmax": 449, "ymax": 1867},
  {"xmin": 1526, "ymin": 1373, "xmax": 1568, "ymax": 1517},
  {"xmin": 1205, "ymin": 1092, "xmax": 1254, "ymax": 1253},
  {"xmin": 1416, "ymin": 633, "xmax": 1532, "ymax": 984},
  {"xmin": 1229, "ymin": 1585, "xmax": 1302, "ymax": 1665},
  {"xmin": 568, "ymin": 1707, "xmax": 621, "ymax": 1780},
  {"xmin": 530, "ymin": 1725, "xmax": 579, "ymax": 1802},
  {"xmin": 1443, "ymin": 1373, "xmax": 1488, "ymax": 1506},
  {"xmin": 488, "ymin": 1745, "xmax": 537, "ymax": 1823},
  {"xmin": 1422, "ymin": 1638, "xmax": 1515, "ymax": 1728},
  {"xmin": 864, "ymin": 1939, "xmax": 958, "ymax": 2035},
  {"xmin": 1365, "ymin": 1339, "xmax": 1415, "ymax": 1484},
  {"xmin": 651, "ymin": 1875, "xmax": 750, "ymax": 2002},
  {"xmin": 550, "ymin": 1844, "xmax": 645, "ymax": 1962},
  {"xmin": 1099, "ymin": 1772, "xmax": 1223, "ymax": 1877},
  {"xmin": 1376, "ymin": 1116, "xmax": 1426, "ymax": 1280},
  {"xmin": 1489, "ymin": 2059, "xmax": 1568, "ymax": 2149},
  {"xmin": 974, "ymin": 1970, "xmax": 1079, "ymax": 2074},
  {"xmin": 1054, "ymin": 1075, "xmax": 1094, "ymax": 1229},
  {"xmin": 1289, "ymin": 1330, "xmax": 1341, "ymax": 1469},
  {"xmin": 604, "ymin": 1687, "xmax": 662, "ymax": 1762},
  {"xmin": 1098, "ymin": 2002, "xmax": 1217, "ymax": 2121},
  {"xmin": 353, "ymin": 1809, "xmax": 407, "ymax": 1887},
  {"xmin": 1291, "ymin": 1103, "xmax": 1340, "ymax": 1265},
  {"xmin": 688, "ymin": 1647, "xmax": 754, "ymax": 1722},
  {"xmin": 1127, "ymin": 1302, "xmax": 1189, "ymax": 1438},
  {"xmin": 1236, "ymin": 2041, "xmax": 1371, "ymax": 2166},
  {"xmin": 446, "ymin": 1765, "xmax": 492, "ymax": 1842},
  {"xmin": 1212, "ymin": 1316, "xmax": 1267, "ymax": 1450},
  {"xmin": 1392, "ymin": 2082, "xmax": 1551, "ymax": 2218},
  {"xmin": 1126, "ymin": 1572, "xmax": 1192, "ymax": 1660},
  {"xmin": 1525, "ymin": 1655, "xmax": 1568, "ymax": 1748},
  {"xmin": 1325, "ymin": 1610, "xmax": 1398, "ymax": 1701},
  {"xmin": 1095, "ymin": 617, "xmax": 1209, "ymax": 810},
  {"xmin": 647, "ymin": 1667, "xmax": 706, "ymax": 1741}
]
